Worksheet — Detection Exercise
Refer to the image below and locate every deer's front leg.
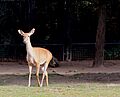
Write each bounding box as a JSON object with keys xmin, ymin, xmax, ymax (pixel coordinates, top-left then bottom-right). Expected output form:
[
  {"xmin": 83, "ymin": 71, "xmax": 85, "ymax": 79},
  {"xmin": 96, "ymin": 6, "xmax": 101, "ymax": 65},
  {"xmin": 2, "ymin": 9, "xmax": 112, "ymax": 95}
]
[
  {"xmin": 36, "ymin": 65, "xmax": 40, "ymax": 87},
  {"xmin": 28, "ymin": 65, "xmax": 32, "ymax": 87}
]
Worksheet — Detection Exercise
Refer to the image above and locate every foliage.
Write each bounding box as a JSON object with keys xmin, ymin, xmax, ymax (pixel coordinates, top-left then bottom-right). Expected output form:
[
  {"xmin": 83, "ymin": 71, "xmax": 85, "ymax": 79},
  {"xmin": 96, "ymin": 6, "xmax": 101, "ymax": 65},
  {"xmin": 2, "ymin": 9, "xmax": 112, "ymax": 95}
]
[
  {"xmin": 104, "ymin": 46, "xmax": 120, "ymax": 59},
  {"xmin": 0, "ymin": 0, "xmax": 101, "ymax": 44},
  {"xmin": 0, "ymin": 0, "xmax": 120, "ymax": 44}
]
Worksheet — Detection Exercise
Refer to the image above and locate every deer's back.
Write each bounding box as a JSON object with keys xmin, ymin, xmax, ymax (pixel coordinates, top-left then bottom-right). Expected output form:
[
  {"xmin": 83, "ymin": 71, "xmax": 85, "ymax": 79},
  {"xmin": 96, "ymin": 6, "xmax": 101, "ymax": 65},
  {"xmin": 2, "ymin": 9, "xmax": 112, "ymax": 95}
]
[{"xmin": 32, "ymin": 47, "xmax": 52, "ymax": 64}]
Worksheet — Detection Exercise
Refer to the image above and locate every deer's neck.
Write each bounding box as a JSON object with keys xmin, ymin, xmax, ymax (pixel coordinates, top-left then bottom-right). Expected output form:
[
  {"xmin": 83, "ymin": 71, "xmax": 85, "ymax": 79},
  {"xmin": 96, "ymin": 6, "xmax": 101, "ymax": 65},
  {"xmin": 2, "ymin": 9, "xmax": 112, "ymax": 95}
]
[{"xmin": 25, "ymin": 41, "xmax": 33, "ymax": 54}]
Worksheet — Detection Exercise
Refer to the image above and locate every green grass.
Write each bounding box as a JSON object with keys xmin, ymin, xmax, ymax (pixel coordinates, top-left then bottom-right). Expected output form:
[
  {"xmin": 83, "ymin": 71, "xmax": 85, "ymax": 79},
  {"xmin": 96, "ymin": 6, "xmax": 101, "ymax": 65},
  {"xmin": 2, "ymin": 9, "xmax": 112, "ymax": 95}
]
[{"xmin": 0, "ymin": 83, "xmax": 120, "ymax": 97}]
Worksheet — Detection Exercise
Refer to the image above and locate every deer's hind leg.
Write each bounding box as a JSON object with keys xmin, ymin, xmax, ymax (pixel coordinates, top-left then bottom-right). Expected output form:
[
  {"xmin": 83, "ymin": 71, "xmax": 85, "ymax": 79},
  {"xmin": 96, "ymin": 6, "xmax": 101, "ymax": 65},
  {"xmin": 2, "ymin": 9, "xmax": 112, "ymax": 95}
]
[{"xmin": 40, "ymin": 62, "xmax": 49, "ymax": 87}]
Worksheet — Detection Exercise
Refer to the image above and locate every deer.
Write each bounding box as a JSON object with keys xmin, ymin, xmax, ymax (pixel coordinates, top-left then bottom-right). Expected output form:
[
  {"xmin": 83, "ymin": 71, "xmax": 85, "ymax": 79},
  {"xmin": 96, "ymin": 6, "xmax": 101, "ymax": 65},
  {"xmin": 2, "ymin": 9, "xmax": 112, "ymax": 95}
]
[{"xmin": 18, "ymin": 28, "xmax": 52, "ymax": 87}]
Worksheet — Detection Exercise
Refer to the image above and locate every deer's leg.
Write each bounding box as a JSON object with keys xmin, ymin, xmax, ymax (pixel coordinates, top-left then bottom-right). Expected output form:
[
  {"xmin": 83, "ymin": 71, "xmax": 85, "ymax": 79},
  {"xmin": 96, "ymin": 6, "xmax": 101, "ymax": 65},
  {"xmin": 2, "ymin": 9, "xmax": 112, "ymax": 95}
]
[
  {"xmin": 45, "ymin": 71, "xmax": 48, "ymax": 86},
  {"xmin": 36, "ymin": 65, "xmax": 40, "ymax": 87},
  {"xmin": 40, "ymin": 63, "xmax": 49, "ymax": 87},
  {"xmin": 28, "ymin": 65, "xmax": 32, "ymax": 87}
]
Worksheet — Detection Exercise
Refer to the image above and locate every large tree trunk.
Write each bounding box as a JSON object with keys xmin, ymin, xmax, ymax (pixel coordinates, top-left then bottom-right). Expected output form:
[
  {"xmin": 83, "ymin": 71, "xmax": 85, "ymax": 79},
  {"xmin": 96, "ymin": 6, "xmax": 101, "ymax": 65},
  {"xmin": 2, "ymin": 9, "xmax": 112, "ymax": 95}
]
[
  {"xmin": 94, "ymin": 4, "xmax": 106, "ymax": 67},
  {"xmin": 64, "ymin": 0, "xmax": 72, "ymax": 61}
]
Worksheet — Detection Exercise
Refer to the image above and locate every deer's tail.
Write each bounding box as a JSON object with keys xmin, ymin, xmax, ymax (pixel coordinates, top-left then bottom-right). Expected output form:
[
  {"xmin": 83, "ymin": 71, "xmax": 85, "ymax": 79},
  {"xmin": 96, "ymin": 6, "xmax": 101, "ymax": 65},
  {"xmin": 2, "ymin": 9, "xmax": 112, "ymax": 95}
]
[{"xmin": 49, "ymin": 56, "xmax": 60, "ymax": 67}]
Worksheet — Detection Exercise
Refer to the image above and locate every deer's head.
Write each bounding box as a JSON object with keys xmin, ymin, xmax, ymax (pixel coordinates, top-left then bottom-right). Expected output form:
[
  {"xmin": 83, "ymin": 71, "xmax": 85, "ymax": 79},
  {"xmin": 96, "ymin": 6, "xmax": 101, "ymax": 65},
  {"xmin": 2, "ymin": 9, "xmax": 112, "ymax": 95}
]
[{"xmin": 18, "ymin": 28, "xmax": 35, "ymax": 44}]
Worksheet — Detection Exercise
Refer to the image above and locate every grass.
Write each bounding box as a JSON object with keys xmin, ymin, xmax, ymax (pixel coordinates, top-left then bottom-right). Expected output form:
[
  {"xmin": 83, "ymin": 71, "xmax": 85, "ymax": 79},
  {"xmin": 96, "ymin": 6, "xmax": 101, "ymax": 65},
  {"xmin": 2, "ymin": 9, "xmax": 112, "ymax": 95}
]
[{"xmin": 0, "ymin": 83, "xmax": 120, "ymax": 97}]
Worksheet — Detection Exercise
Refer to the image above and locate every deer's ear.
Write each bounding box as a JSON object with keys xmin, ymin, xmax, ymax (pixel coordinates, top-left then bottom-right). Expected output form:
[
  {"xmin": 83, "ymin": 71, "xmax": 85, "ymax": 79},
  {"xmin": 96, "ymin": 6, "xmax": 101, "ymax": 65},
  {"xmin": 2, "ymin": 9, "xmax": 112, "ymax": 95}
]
[
  {"xmin": 29, "ymin": 28, "xmax": 35, "ymax": 36},
  {"xmin": 18, "ymin": 30, "xmax": 24, "ymax": 36}
]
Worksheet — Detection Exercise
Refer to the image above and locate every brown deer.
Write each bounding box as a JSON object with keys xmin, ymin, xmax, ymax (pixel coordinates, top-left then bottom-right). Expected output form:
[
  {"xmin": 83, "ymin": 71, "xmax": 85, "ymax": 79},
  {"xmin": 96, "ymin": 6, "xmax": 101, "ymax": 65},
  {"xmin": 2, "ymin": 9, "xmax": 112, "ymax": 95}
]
[{"xmin": 18, "ymin": 28, "xmax": 52, "ymax": 87}]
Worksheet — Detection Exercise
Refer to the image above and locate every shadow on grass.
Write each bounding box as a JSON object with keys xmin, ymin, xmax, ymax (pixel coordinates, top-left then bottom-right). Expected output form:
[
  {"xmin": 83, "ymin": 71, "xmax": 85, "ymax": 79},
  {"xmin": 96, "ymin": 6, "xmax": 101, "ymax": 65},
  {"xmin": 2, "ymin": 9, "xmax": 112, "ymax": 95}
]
[{"xmin": 0, "ymin": 73, "xmax": 120, "ymax": 86}]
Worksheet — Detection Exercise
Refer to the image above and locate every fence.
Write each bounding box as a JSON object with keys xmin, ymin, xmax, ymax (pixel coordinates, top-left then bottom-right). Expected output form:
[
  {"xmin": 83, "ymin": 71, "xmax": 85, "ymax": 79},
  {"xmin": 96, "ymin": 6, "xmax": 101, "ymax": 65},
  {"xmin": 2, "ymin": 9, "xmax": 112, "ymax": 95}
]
[
  {"xmin": 104, "ymin": 43, "xmax": 120, "ymax": 60},
  {"xmin": 0, "ymin": 43, "xmax": 120, "ymax": 61},
  {"xmin": 71, "ymin": 43, "xmax": 95, "ymax": 60},
  {"xmin": 70, "ymin": 43, "xmax": 120, "ymax": 60},
  {"xmin": 0, "ymin": 44, "xmax": 64, "ymax": 61}
]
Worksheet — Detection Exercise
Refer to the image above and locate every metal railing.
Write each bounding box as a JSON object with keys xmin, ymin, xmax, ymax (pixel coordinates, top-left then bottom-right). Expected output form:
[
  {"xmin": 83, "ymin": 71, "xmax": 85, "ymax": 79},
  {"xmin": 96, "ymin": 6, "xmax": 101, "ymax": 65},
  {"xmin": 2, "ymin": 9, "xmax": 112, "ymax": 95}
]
[
  {"xmin": 0, "ymin": 43, "xmax": 120, "ymax": 61},
  {"xmin": 71, "ymin": 43, "xmax": 120, "ymax": 60},
  {"xmin": 71, "ymin": 43, "xmax": 95, "ymax": 60},
  {"xmin": 0, "ymin": 44, "xmax": 64, "ymax": 61}
]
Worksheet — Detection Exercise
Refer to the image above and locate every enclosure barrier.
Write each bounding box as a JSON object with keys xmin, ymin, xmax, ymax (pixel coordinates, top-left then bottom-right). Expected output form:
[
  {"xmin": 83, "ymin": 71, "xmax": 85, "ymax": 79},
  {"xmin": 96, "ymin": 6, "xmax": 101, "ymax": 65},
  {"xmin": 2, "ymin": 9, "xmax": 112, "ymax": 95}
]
[
  {"xmin": 71, "ymin": 43, "xmax": 95, "ymax": 60},
  {"xmin": 0, "ymin": 43, "xmax": 120, "ymax": 62},
  {"xmin": 71, "ymin": 43, "xmax": 120, "ymax": 60},
  {"xmin": 0, "ymin": 44, "xmax": 65, "ymax": 61}
]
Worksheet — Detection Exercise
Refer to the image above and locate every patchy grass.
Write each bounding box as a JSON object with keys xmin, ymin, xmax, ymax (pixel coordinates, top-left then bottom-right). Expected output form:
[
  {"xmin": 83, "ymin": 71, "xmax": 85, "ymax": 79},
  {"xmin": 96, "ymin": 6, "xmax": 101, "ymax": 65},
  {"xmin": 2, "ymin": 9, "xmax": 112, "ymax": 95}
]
[
  {"xmin": 0, "ymin": 83, "xmax": 120, "ymax": 97},
  {"xmin": 0, "ymin": 73, "xmax": 120, "ymax": 97},
  {"xmin": 0, "ymin": 61, "xmax": 120, "ymax": 97}
]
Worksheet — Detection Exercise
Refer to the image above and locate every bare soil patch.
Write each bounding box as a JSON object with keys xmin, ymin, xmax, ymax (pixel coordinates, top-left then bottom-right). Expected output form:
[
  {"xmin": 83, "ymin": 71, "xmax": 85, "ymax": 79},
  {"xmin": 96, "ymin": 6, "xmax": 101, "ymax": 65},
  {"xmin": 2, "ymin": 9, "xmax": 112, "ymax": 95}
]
[{"xmin": 0, "ymin": 60, "xmax": 120, "ymax": 86}]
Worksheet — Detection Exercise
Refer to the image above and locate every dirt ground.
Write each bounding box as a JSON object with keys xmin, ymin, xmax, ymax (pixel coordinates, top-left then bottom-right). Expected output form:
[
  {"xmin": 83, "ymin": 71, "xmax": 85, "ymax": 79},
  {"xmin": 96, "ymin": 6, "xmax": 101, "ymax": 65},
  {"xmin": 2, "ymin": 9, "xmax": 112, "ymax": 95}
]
[{"xmin": 0, "ymin": 60, "xmax": 120, "ymax": 86}]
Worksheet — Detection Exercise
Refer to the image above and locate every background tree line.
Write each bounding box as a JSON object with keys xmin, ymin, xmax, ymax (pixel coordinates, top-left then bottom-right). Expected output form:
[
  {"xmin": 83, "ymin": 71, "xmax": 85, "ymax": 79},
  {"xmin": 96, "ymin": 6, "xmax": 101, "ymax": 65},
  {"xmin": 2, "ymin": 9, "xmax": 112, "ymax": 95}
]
[{"xmin": 0, "ymin": 0, "xmax": 120, "ymax": 66}]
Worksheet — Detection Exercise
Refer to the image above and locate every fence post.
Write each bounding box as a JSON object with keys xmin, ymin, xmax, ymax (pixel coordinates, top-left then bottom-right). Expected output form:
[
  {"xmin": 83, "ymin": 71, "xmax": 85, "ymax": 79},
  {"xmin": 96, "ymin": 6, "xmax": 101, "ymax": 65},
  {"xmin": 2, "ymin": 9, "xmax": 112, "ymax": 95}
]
[
  {"xmin": 66, "ymin": 46, "xmax": 72, "ymax": 61},
  {"xmin": 62, "ymin": 45, "xmax": 65, "ymax": 61}
]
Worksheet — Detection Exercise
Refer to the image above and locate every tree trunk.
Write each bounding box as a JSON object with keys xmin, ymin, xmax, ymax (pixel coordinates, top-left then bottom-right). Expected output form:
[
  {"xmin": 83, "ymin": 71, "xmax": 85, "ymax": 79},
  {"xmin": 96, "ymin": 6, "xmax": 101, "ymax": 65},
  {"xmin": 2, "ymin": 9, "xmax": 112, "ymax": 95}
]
[
  {"xmin": 64, "ymin": 0, "xmax": 72, "ymax": 61},
  {"xmin": 94, "ymin": 4, "xmax": 106, "ymax": 67}
]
